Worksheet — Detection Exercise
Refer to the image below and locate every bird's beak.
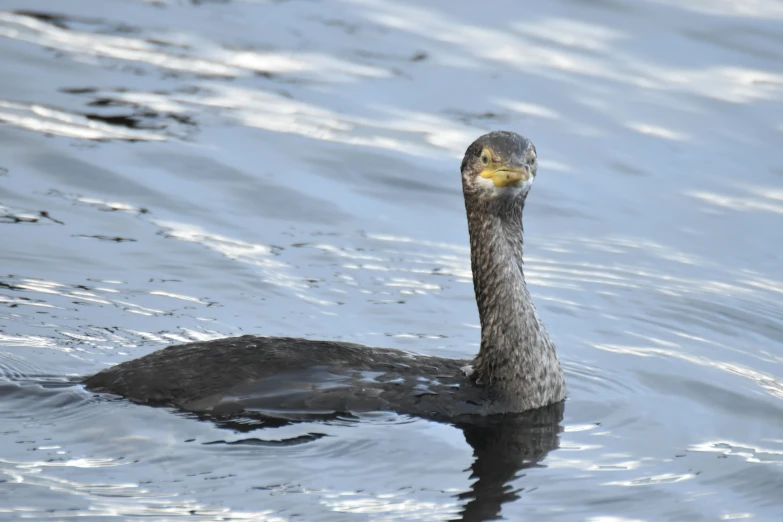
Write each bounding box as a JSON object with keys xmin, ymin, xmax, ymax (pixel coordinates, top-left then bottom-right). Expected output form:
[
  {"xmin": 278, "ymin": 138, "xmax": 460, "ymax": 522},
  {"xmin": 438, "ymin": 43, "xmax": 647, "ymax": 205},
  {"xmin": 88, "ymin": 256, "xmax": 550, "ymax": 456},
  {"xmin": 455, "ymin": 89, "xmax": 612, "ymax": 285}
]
[{"xmin": 479, "ymin": 165, "xmax": 530, "ymax": 188}]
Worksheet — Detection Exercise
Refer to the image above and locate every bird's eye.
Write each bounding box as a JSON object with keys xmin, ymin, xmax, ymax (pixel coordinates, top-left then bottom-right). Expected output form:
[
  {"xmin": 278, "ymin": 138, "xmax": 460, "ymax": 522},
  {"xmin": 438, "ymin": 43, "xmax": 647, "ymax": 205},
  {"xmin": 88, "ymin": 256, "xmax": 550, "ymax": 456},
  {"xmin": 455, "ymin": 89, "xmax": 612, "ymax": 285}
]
[{"xmin": 480, "ymin": 152, "xmax": 490, "ymax": 165}]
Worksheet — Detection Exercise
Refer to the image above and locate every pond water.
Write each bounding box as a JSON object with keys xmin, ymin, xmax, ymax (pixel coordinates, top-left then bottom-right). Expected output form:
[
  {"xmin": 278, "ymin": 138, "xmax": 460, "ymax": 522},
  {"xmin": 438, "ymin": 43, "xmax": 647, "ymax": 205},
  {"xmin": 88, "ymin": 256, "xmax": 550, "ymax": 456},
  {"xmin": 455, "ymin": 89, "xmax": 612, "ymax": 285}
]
[{"xmin": 1, "ymin": 0, "xmax": 783, "ymax": 520}]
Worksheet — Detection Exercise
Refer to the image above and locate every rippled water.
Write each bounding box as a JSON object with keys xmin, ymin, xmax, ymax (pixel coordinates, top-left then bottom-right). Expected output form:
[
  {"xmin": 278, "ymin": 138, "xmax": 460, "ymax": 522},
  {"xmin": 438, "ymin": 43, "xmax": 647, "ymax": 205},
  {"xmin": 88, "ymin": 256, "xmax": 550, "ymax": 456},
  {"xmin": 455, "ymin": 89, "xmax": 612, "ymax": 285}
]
[{"xmin": 1, "ymin": 0, "xmax": 782, "ymax": 520}]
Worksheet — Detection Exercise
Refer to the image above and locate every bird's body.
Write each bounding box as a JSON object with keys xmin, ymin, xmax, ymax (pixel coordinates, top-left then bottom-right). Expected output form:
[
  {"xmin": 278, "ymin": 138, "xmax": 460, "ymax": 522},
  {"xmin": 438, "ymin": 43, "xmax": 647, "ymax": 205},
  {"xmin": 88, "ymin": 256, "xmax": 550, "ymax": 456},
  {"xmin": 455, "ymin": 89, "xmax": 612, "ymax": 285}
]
[
  {"xmin": 84, "ymin": 335, "xmax": 488, "ymax": 421},
  {"xmin": 84, "ymin": 131, "xmax": 566, "ymax": 422}
]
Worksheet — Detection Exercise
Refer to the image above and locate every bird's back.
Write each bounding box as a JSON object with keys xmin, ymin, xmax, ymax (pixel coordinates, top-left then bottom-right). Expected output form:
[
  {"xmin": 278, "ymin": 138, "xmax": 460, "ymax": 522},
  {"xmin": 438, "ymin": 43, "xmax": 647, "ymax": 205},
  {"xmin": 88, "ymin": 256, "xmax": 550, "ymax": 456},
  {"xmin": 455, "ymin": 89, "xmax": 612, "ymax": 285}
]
[{"xmin": 83, "ymin": 335, "xmax": 489, "ymax": 421}]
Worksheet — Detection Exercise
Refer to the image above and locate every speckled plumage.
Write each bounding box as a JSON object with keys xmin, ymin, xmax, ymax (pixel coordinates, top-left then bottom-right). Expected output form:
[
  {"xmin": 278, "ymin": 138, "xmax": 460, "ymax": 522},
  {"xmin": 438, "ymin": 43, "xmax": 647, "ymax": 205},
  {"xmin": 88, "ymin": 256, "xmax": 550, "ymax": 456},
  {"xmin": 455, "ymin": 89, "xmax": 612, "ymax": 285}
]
[
  {"xmin": 84, "ymin": 130, "xmax": 566, "ymax": 422},
  {"xmin": 463, "ymin": 132, "xmax": 566, "ymax": 412}
]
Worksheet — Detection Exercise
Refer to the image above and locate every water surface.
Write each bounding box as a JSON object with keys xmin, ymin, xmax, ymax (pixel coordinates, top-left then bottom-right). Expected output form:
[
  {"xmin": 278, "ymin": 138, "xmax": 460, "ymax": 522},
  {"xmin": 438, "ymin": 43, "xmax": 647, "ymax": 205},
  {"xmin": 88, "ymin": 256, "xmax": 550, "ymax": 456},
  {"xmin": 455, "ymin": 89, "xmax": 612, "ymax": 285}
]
[{"xmin": 1, "ymin": 0, "xmax": 783, "ymax": 520}]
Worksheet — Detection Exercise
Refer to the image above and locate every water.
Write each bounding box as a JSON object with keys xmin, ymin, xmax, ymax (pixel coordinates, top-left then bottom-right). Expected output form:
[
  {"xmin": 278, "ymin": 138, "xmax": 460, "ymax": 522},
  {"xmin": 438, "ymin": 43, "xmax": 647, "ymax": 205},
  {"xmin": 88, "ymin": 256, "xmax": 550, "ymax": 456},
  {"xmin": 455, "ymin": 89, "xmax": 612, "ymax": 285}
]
[{"xmin": 1, "ymin": 0, "xmax": 782, "ymax": 519}]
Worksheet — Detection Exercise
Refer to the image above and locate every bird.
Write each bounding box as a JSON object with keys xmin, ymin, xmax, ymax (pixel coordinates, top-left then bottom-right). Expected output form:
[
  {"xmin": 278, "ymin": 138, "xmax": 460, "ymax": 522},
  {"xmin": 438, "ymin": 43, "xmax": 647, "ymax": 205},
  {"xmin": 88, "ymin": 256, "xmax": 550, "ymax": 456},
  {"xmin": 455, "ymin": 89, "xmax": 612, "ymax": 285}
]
[{"xmin": 83, "ymin": 131, "xmax": 566, "ymax": 423}]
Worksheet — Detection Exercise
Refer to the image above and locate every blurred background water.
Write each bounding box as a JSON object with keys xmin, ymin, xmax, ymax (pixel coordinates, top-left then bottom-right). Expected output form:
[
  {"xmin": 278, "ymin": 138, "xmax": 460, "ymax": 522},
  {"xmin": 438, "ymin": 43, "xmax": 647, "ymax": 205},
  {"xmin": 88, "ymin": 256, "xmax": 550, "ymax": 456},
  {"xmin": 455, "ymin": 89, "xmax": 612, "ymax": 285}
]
[{"xmin": 1, "ymin": 0, "xmax": 783, "ymax": 520}]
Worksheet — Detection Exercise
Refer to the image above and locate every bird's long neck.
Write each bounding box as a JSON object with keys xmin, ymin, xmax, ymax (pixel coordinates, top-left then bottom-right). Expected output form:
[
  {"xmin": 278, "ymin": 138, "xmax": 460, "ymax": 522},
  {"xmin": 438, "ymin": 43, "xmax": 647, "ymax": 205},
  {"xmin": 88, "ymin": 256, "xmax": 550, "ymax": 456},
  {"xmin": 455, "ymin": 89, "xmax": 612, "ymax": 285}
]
[{"xmin": 465, "ymin": 196, "xmax": 565, "ymax": 411}]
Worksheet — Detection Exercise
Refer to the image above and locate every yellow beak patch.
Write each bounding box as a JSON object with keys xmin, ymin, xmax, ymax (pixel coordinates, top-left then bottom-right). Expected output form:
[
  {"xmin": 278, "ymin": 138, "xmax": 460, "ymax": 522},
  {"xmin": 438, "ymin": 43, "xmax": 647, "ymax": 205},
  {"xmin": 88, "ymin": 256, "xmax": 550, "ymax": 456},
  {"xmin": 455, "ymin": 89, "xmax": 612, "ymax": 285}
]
[{"xmin": 479, "ymin": 167, "xmax": 529, "ymax": 188}]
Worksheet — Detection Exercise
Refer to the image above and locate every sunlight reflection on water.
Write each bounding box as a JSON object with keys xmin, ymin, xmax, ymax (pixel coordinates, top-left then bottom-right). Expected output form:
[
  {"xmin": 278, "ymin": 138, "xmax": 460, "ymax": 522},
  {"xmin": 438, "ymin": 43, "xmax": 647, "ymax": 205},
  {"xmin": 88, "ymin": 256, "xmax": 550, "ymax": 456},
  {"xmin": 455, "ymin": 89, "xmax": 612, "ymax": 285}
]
[{"xmin": 1, "ymin": 0, "xmax": 782, "ymax": 520}]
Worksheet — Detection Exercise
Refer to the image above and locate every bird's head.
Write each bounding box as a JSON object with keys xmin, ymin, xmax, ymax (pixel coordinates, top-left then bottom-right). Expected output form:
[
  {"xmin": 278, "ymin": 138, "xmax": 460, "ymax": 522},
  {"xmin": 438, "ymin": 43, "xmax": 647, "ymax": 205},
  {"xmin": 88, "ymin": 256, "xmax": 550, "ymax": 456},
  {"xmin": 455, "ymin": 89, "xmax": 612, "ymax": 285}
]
[{"xmin": 461, "ymin": 131, "xmax": 538, "ymax": 201}]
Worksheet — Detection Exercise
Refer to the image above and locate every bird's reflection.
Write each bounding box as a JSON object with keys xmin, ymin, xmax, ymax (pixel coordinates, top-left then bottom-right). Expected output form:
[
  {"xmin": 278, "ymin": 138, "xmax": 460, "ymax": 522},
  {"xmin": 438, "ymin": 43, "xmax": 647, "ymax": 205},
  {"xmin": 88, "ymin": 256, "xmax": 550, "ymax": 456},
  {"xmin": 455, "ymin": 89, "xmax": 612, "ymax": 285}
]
[
  {"xmin": 454, "ymin": 402, "xmax": 564, "ymax": 521},
  {"xmin": 205, "ymin": 401, "xmax": 564, "ymax": 522}
]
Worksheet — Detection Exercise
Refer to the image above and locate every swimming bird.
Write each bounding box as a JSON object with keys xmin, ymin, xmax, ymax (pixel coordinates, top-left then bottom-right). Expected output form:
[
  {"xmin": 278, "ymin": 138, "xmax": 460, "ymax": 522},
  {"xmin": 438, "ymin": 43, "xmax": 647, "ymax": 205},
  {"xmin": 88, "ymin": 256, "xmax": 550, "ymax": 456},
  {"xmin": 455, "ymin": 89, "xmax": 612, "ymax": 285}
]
[{"xmin": 83, "ymin": 131, "xmax": 566, "ymax": 422}]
